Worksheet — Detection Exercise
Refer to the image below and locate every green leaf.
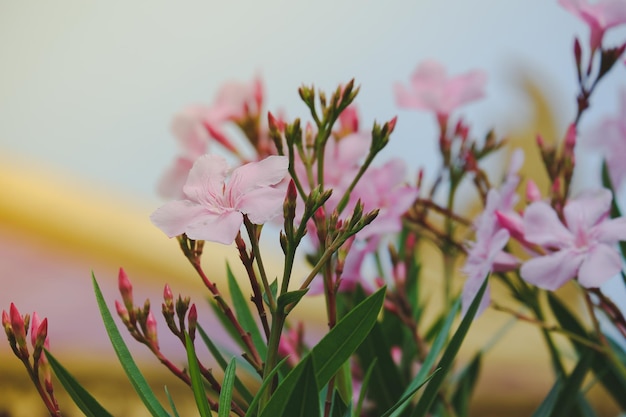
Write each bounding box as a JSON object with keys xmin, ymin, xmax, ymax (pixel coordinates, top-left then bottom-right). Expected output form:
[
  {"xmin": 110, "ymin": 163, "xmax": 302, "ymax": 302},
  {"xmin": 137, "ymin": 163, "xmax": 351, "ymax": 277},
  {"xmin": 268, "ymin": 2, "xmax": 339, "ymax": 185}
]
[
  {"xmin": 548, "ymin": 293, "xmax": 626, "ymax": 410},
  {"xmin": 410, "ymin": 277, "xmax": 488, "ymax": 417},
  {"xmin": 330, "ymin": 388, "xmax": 350, "ymax": 417},
  {"xmin": 185, "ymin": 332, "xmax": 213, "ymax": 417},
  {"xmin": 551, "ymin": 351, "xmax": 595, "ymax": 417},
  {"xmin": 227, "ymin": 262, "xmax": 267, "ymax": 359},
  {"xmin": 243, "ymin": 356, "xmax": 290, "ymax": 417},
  {"xmin": 164, "ymin": 387, "xmax": 181, "ymax": 417},
  {"xmin": 312, "ymin": 287, "xmax": 386, "ymax": 387},
  {"xmin": 259, "ymin": 287, "xmax": 386, "ymax": 417},
  {"xmin": 263, "ymin": 280, "xmax": 278, "ymax": 307},
  {"xmin": 531, "ymin": 378, "xmax": 562, "ymax": 417},
  {"xmin": 282, "ymin": 356, "xmax": 320, "ymax": 417},
  {"xmin": 334, "ymin": 359, "xmax": 353, "ymax": 408},
  {"xmin": 388, "ymin": 297, "xmax": 460, "ymax": 417},
  {"xmin": 451, "ymin": 353, "xmax": 482, "ymax": 417},
  {"xmin": 197, "ymin": 324, "xmax": 254, "ymax": 404},
  {"xmin": 354, "ymin": 359, "xmax": 377, "ymax": 417},
  {"xmin": 92, "ymin": 273, "xmax": 170, "ymax": 417},
  {"xmin": 355, "ymin": 320, "xmax": 403, "ymax": 411},
  {"xmin": 218, "ymin": 358, "xmax": 237, "ymax": 417},
  {"xmin": 44, "ymin": 349, "xmax": 114, "ymax": 417},
  {"xmin": 277, "ymin": 289, "xmax": 309, "ymax": 312},
  {"xmin": 380, "ymin": 369, "xmax": 438, "ymax": 417}
]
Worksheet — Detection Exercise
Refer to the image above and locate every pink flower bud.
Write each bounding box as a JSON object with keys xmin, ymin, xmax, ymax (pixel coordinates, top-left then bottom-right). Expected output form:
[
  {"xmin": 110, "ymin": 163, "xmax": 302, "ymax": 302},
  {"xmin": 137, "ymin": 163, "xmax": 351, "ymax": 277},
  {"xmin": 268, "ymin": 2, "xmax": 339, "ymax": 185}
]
[
  {"xmin": 9, "ymin": 303, "xmax": 26, "ymax": 346},
  {"xmin": 32, "ymin": 318, "xmax": 48, "ymax": 352},
  {"xmin": 163, "ymin": 284, "xmax": 174, "ymax": 306},
  {"xmin": 536, "ymin": 133, "xmax": 545, "ymax": 148},
  {"xmin": 387, "ymin": 116, "xmax": 398, "ymax": 134},
  {"xmin": 526, "ymin": 180, "xmax": 542, "ymax": 202},
  {"xmin": 495, "ymin": 210, "xmax": 525, "ymax": 242},
  {"xmin": 115, "ymin": 300, "xmax": 130, "ymax": 323},
  {"xmin": 187, "ymin": 304, "xmax": 198, "ymax": 341},
  {"xmin": 118, "ymin": 268, "xmax": 134, "ymax": 311},
  {"xmin": 574, "ymin": 38, "xmax": 582, "ymax": 69},
  {"xmin": 30, "ymin": 312, "xmax": 41, "ymax": 347},
  {"xmin": 564, "ymin": 124, "xmax": 576, "ymax": 150},
  {"xmin": 145, "ymin": 311, "xmax": 158, "ymax": 348},
  {"xmin": 2, "ymin": 309, "xmax": 11, "ymax": 335}
]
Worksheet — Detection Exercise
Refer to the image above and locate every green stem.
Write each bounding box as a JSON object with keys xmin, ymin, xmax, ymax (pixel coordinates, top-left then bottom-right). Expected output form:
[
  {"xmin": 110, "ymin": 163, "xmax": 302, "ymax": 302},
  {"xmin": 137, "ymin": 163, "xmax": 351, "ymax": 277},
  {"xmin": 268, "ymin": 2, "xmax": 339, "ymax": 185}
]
[
  {"xmin": 259, "ymin": 312, "xmax": 286, "ymax": 410},
  {"xmin": 244, "ymin": 217, "xmax": 276, "ymax": 312}
]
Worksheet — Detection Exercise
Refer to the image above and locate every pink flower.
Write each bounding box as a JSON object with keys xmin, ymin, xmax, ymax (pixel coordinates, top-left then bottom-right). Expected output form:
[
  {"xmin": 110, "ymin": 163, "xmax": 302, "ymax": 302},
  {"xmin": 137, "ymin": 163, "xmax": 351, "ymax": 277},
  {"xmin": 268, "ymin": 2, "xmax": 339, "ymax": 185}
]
[
  {"xmin": 461, "ymin": 150, "xmax": 523, "ymax": 315},
  {"xmin": 352, "ymin": 159, "xmax": 419, "ymax": 239},
  {"xmin": 559, "ymin": 0, "xmax": 626, "ymax": 50},
  {"xmin": 151, "ymin": 154, "xmax": 289, "ymax": 244},
  {"xmin": 586, "ymin": 89, "xmax": 626, "ymax": 189},
  {"xmin": 394, "ymin": 60, "xmax": 487, "ymax": 119},
  {"xmin": 521, "ymin": 189, "xmax": 626, "ymax": 290}
]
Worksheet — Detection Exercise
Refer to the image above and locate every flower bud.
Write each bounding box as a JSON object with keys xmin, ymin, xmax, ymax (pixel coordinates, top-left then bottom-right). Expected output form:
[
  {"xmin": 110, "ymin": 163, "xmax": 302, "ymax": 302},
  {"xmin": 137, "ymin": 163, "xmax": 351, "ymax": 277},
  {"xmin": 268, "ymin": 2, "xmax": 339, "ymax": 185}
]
[
  {"xmin": 163, "ymin": 284, "xmax": 174, "ymax": 308},
  {"xmin": 118, "ymin": 268, "xmax": 134, "ymax": 312},
  {"xmin": 115, "ymin": 300, "xmax": 130, "ymax": 324},
  {"xmin": 283, "ymin": 179, "xmax": 297, "ymax": 226},
  {"xmin": 526, "ymin": 179, "xmax": 542, "ymax": 202},
  {"xmin": 2, "ymin": 309, "xmax": 11, "ymax": 337},
  {"xmin": 574, "ymin": 38, "xmax": 582, "ymax": 73},
  {"xmin": 145, "ymin": 311, "xmax": 158, "ymax": 348},
  {"xmin": 495, "ymin": 211, "xmax": 524, "ymax": 242},
  {"xmin": 9, "ymin": 303, "xmax": 28, "ymax": 358},
  {"xmin": 187, "ymin": 304, "xmax": 198, "ymax": 342}
]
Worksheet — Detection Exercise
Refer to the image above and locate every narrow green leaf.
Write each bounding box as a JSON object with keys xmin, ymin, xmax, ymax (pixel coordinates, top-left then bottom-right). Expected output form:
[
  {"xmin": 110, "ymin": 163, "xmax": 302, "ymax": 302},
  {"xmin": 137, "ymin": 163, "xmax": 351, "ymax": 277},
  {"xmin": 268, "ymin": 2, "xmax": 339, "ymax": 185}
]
[
  {"xmin": 92, "ymin": 273, "xmax": 170, "ymax": 417},
  {"xmin": 197, "ymin": 324, "xmax": 254, "ymax": 404},
  {"xmin": 218, "ymin": 358, "xmax": 237, "ymax": 417},
  {"xmin": 551, "ymin": 351, "xmax": 595, "ymax": 417},
  {"xmin": 227, "ymin": 263, "xmax": 267, "ymax": 359},
  {"xmin": 356, "ymin": 320, "xmax": 403, "ymax": 411},
  {"xmin": 243, "ymin": 356, "xmax": 290, "ymax": 417},
  {"xmin": 185, "ymin": 332, "xmax": 213, "ymax": 417},
  {"xmin": 282, "ymin": 356, "xmax": 320, "ymax": 417},
  {"xmin": 451, "ymin": 353, "xmax": 482, "ymax": 417},
  {"xmin": 334, "ymin": 359, "xmax": 353, "ymax": 408},
  {"xmin": 354, "ymin": 359, "xmax": 377, "ymax": 417},
  {"xmin": 388, "ymin": 298, "xmax": 460, "ymax": 417},
  {"xmin": 410, "ymin": 277, "xmax": 488, "ymax": 417},
  {"xmin": 263, "ymin": 280, "xmax": 278, "ymax": 307},
  {"xmin": 277, "ymin": 288, "xmax": 309, "ymax": 312},
  {"xmin": 381, "ymin": 369, "xmax": 438, "ymax": 417},
  {"xmin": 548, "ymin": 293, "xmax": 626, "ymax": 410},
  {"xmin": 312, "ymin": 287, "xmax": 386, "ymax": 387},
  {"xmin": 45, "ymin": 350, "xmax": 114, "ymax": 417},
  {"xmin": 164, "ymin": 387, "xmax": 181, "ymax": 417},
  {"xmin": 330, "ymin": 388, "xmax": 350, "ymax": 417},
  {"xmin": 531, "ymin": 378, "xmax": 562, "ymax": 417},
  {"xmin": 208, "ymin": 300, "xmax": 247, "ymax": 352},
  {"xmin": 259, "ymin": 287, "xmax": 386, "ymax": 417}
]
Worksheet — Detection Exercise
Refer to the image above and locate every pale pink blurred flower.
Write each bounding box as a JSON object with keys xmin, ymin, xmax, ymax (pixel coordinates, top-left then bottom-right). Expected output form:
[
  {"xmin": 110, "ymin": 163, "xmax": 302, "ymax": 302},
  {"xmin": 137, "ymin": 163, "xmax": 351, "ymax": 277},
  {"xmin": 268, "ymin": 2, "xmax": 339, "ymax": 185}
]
[
  {"xmin": 461, "ymin": 150, "xmax": 523, "ymax": 315},
  {"xmin": 151, "ymin": 154, "xmax": 289, "ymax": 244},
  {"xmin": 586, "ymin": 89, "xmax": 626, "ymax": 189},
  {"xmin": 394, "ymin": 60, "xmax": 487, "ymax": 119},
  {"xmin": 558, "ymin": 0, "xmax": 626, "ymax": 50},
  {"xmin": 352, "ymin": 159, "xmax": 419, "ymax": 239},
  {"xmin": 521, "ymin": 189, "xmax": 626, "ymax": 290}
]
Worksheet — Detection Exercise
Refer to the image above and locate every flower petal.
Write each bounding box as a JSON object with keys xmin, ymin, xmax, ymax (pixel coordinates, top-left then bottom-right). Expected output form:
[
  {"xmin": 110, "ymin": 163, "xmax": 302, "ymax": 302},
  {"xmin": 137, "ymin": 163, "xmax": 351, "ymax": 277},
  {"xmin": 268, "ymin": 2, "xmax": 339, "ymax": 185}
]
[
  {"xmin": 238, "ymin": 186, "xmax": 288, "ymax": 224},
  {"xmin": 461, "ymin": 276, "xmax": 491, "ymax": 318},
  {"xmin": 520, "ymin": 249, "xmax": 584, "ymax": 291},
  {"xmin": 577, "ymin": 244, "xmax": 623, "ymax": 288},
  {"xmin": 563, "ymin": 189, "xmax": 612, "ymax": 231},
  {"xmin": 183, "ymin": 154, "xmax": 229, "ymax": 202},
  {"xmin": 150, "ymin": 200, "xmax": 208, "ymax": 238},
  {"xmin": 185, "ymin": 211, "xmax": 243, "ymax": 244},
  {"xmin": 523, "ymin": 201, "xmax": 573, "ymax": 247},
  {"xmin": 228, "ymin": 156, "xmax": 289, "ymax": 196}
]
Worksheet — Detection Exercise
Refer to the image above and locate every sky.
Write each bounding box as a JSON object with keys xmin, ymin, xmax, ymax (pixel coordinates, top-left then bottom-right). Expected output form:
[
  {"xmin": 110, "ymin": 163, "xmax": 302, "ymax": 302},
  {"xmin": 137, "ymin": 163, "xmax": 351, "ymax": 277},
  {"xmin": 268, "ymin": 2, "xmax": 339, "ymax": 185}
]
[{"xmin": 3, "ymin": 1, "xmax": 622, "ymax": 205}]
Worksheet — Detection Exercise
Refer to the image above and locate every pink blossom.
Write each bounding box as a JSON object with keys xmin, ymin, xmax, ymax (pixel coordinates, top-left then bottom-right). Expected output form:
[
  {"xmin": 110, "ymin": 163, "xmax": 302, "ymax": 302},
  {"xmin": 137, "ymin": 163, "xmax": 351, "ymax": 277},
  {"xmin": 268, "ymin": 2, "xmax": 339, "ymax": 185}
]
[
  {"xmin": 558, "ymin": 0, "xmax": 626, "ymax": 50},
  {"xmin": 520, "ymin": 189, "xmax": 626, "ymax": 290},
  {"xmin": 394, "ymin": 60, "xmax": 487, "ymax": 119},
  {"xmin": 151, "ymin": 154, "xmax": 289, "ymax": 244},
  {"xmin": 352, "ymin": 159, "xmax": 419, "ymax": 239},
  {"xmin": 586, "ymin": 89, "xmax": 626, "ymax": 189},
  {"xmin": 461, "ymin": 150, "xmax": 523, "ymax": 315}
]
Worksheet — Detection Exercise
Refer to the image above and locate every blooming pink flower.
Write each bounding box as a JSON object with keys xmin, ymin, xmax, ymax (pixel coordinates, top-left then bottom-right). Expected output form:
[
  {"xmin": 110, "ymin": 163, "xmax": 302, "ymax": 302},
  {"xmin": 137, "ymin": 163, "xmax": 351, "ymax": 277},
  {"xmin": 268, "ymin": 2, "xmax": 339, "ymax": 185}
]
[
  {"xmin": 586, "ymin": 89, "xmax": 626, "ymax": 189},
  {"xmin": 461, "ymin": 150, "xmax": 523, "ymax": 315},
  {"xmin": 151, "ymin": 154, "xmax": 289, "ymax": 244},
  {"xmin": 558, "ymin": 0, "xmax": 626, "ymax": 50},
  {"xmin": 394, "ymin": 60, "xmax": 487, "ymax": 119},
  {"xmin": 521, "ymin": 189, "xmax": 626, "ymax": 290}
]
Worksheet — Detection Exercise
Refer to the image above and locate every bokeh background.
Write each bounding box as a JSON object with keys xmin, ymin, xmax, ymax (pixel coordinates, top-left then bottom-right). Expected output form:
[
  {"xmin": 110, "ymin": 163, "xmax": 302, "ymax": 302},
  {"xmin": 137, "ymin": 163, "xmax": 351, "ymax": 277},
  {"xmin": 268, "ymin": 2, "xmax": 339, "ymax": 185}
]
[{"xmin": 1, "ymin": 1, "xmax": 626, "ymax": 416}]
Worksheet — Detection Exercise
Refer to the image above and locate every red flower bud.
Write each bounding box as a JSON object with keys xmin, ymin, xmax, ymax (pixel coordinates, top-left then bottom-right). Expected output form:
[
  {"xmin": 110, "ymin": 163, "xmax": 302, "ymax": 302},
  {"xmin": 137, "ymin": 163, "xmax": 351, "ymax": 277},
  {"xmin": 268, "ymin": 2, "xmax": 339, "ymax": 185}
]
[{"xmin": 118, "ymin": 268, "xmax": 134, "ymax": 311}]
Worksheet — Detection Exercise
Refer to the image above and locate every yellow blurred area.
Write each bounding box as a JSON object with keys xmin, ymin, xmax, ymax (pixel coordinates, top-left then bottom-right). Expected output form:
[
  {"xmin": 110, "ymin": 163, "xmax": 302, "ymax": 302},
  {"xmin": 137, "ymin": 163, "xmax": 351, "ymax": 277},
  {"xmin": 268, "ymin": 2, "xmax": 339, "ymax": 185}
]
[{"xmin": 0, "ymin": 81, "xmax": 621, "ymax": 416}]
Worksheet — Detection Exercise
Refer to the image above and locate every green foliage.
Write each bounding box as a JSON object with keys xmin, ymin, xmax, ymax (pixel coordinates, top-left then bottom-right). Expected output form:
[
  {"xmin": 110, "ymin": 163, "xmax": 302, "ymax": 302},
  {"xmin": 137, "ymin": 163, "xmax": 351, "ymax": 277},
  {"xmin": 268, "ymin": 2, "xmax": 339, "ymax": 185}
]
[
  {"xmin": 45, "ymin": 349, "xmax": 114, "ymax": 417},
  {"xmin": 185, "ymin": 332, "xmax": 213, "ymax": 417},
  {"xmin": 92, "ymin": 273, "xmax": 171, "ymax": 417},
  {"xmin": 218, "ymin": 359, "xmax": 237, "ymax": 417}
]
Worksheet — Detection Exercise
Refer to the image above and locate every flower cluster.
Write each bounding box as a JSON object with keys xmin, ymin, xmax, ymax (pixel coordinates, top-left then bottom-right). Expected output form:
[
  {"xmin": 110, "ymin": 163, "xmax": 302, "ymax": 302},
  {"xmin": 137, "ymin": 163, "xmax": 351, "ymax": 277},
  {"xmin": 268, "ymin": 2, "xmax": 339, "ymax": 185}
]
[{"xmin": 5, "ymin": 1, "xmax": 626, "ymax": 417}]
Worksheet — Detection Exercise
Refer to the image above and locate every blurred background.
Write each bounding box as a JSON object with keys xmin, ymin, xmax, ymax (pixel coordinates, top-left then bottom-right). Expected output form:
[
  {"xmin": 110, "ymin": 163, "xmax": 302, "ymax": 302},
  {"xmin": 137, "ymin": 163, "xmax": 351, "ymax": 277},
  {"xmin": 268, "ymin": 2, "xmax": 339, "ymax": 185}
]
[{"xmin": 1, "ymin": 1, "xmax": 626, "ymax": 416}]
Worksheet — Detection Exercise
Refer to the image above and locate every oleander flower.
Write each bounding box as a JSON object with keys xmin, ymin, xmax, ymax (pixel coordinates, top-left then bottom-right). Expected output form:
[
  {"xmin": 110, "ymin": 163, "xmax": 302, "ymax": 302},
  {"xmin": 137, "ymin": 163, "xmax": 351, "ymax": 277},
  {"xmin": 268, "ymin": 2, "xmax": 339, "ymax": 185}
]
[
  {"xmin": 520, "ymin": 189, "xmax": 626, "ymax": 290},
  {"xmin": 558, "ymin": 0, "xmax": 626, "ymax": 50},
  {"xmin": 585, "ymin": 89, "xmax": 626, "ymax": 189},
  {"xmin": 151, "ymin": 154, "xmax": 289, "ymax": 244},
  {"xmin": 394, "ymin": 60, "xmax": 487, "ymax": 119}
]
